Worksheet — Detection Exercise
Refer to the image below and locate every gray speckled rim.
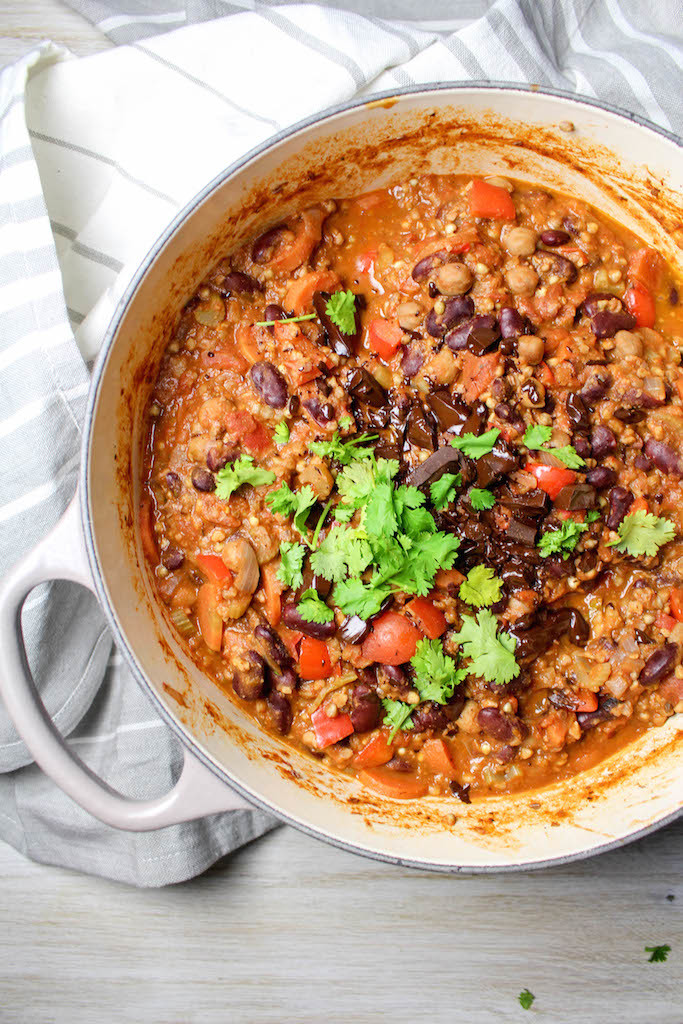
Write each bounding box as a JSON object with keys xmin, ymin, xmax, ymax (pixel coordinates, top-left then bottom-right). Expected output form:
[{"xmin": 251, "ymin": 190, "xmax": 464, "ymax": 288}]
[{"xmin": 80, "ymin": 82, "xmax": 683, "ymax": 873}]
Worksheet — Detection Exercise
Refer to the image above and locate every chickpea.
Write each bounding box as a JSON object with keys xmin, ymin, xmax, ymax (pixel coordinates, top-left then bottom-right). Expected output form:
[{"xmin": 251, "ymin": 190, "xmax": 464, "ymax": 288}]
[
  {"xmin": 517, "ymin": 335, "xmax": 545, "ymax": 366},
  {"xmin": 502, "ymin": 225, "xmax": 538, "ymax": 257},
  {"xmin": 505, "ymin": 263, "xmax": 539, "ymax": 295},
  {"xmin": 433, "ymin": 262, "xmax": 473, "ymax": 296},
  {"xmin": 613, "ymin": 329, "xmax": 644, "ymax": 358},
  {"xmin": 396, "ymin": 301, "xmax": 423, "ymax": 331}
]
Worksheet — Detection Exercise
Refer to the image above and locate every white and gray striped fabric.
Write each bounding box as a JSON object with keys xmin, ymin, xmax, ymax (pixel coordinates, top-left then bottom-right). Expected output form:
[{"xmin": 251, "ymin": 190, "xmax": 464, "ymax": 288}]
[{"xmin": 1, "ymin": 0, "xmax": 681, "ymax": 887}]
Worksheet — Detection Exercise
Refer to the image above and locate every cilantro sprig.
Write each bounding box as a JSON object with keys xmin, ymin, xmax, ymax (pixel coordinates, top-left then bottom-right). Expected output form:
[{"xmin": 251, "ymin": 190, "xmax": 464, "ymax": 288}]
[
  {"xmin": 452, "ymin": 609, "xmax": 519, "ymax": 685},
  {"xmin": 297, "ymin": 588, "xmax": 334, "ymax": 624},
  {"xmin": 609, "ymin": 510, "xmax": 676, "ymax": 558},
  {"xmin": 451, "ymin": 427, "xmax": 500, "ymax": 459},
  {"xmin": 273, "ymin": 421, "xmax": 290, "ymax": 444},
  {"xmin": 277, "ymin": 541, "xmax": 306, "ymax": 588},
  {"xmin": 382, "ymin": 698, "xmax": 414, "ymax": 740},
  {"xmin": 266, "ymin": 482, "xmax": 318, "ymax": 535},
  {"xmin": 523, "ymin": 423, "xmax": 584, "ymax": 469},
  {"xmin": 469, "ymin": 488, "xmax": 495, "ymax": 511},
  {"xmin": 255, "ymin": 312, "xmax": 316, "ymax": 327},
  {"xmin": 215, "ymin": 456, "xmax": 276, "ymax": 499},
  {"xmin": 310, "ymin": 430, "xmax": 377, "ymax": 465},
  {"xmin": 430, "ymin": 472, "xmax": 462, "ymax": 510},
  {"xmin": 325, "ymin": 290, "xmax": 357, "ymax": 334},
  {"xmin": 459, "ymin": 565, "xmax": 503, "ymax": 607},
  {"xmin": 410, "ymin": 638, "xmax": 466, "ymax": 704},
  {"xmin": 645, "ymin": 944, "xmax": 671, "ymax": 963},
  {"xmin": 537, "ymin": 519, "xmax": 589, "ymax": 559}
]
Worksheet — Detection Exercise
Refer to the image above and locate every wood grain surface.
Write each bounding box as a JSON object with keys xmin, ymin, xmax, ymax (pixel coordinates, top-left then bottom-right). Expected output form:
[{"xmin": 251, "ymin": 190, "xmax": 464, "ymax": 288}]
[{"xmin": 0, "ymin": 5, "xmax": 681, "ymax": 1022}]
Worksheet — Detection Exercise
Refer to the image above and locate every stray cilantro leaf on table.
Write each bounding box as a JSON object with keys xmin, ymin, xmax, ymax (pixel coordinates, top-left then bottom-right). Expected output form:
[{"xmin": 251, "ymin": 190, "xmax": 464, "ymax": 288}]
[
  {"xmin": 537, "ymin": 519, "xmax": 588, "ymax": 559},
  {"xmin": 310, "ymin": 430, "xmax": 377, "ymax": 465},
  {"xmin": 452, "ymin": 609, "xmax": 520, "ymax": 685},
  {"xmin": 609, "ymin": 510, "xmax": 676, "ymax": 558},
  {"xmin": 459, "ymin": 564, "xmax": 503, "ymax": 607},
  {"xmin": 382, "ymin": 698, "xmax": 414, "ymax": 740},
  {"xmin": 297, "ymin": 588, "xmax": 334, "ymax": 624},
  {"xmin": 451, "ymin": 427, "xmax": 500, "ymax": 459},
  {"xmin": 645, "ymin": 944, "xmax": 671, "ymax": 963},
  {"xmin": 518, "ymin": 989, "xmax": 535, "ymax": 1010},
  {"xmin": 325, "ymin": 290, "xmax": 357, "ymax": 334},
  {"xmin": 430, "ymin": 472, "xmax": 462, "ymax": 510},
  {"xmin": 410, "ymin": 638, "xmax": 466, "ymax": 704},
  {"xmin": 266, "ymin": 482, "xmax": 318, "ymax": 535},
  {"xmin": 277, "ymin": 541, "xmax": 306, "ymax": 588},
  {"xmin": 215, "ymin": 456, "xmax": 276, "ymax": 499},
  {"xmin": 469, "ymin": 487, "xmax": 495, "ymax": 511},
  {"xmin": 273, "ymin": 421, "xmax": 290, "ymax": 444}
]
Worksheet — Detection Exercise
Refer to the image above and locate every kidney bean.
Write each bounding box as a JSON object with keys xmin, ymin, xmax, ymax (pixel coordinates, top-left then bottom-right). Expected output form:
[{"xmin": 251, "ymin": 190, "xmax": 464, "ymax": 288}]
[
  {"xmin": 586, "ymin": 466, "xmax": 617, "ymax": 489},
  {"xmin": 540, "ymin": 229, "xmax": 571, "ymax": 246},
  {"xmin": 338, "ymin": 614, "xmax": 371, "ymax": 645},
  {"xmin": 446, "ymin": 314, "xmax": 499, "ymax": 353},
  {"xmin": 206, "ymin": 445, "xmax": 237, "ymax": 472},
  {"xmin": 162, "ymin": 548, "xmax": 184, "ymax": 570},
  {"xmin": 191, "ymin": 467, "xmax": 216, "ymax": 492},
  {"xmin": 590, "ymin": 425, "xmax": 617, "ymax": 459},
  {"xmin": 252, "ymin": 224, "xmax": 286, "ymax": 264},
  {"xmin": 577, "ymin": 697, "xmax": 620, "ymax": 730},
  {"xmin": 499, "ymin": 306, "xmax": 528, "ymax": 339},
  {"xmin": 532, "ymin": 250, "xmax": 577, "ymax": 283},
  {"xmin": 606, "ymin": 486, "xmax": 634, "ymax": 530},
  {"xmin": 580, "ymin": 372, "xmax": 612, "ymax": 403},
  {"xmin": 567, "ymin": 609, "xmax": 589, "ymax": 647},
  {"xmin": 581, "ymin": 292, "xmax": 616, "ymax": 318},
  {"xmin": 221, "ymin": 270, "xmax": 262, "ymax": 295},
  {"xmin": 573, "ymin": 436, "xmax": 592, "ymax": 460},
  {"xmin": 412, "ymin": 702, "xmax": 448, "ymax": 731},
  {"xmin": 590, "ymin": 309, "xmax": 637, "ymax": 338},
  {"xmin": 444, "ymin": 694, "xmax": 466, "ymax": 721},
  {"xmin": 281, "ymin": 602, "xmax": 336, "ymax": 640},
  {"xmin": 494, "ymin": 745, "xmax": 517, "ymax": 764},
  {"xmin": 425, "ymin": 296, "xmax": 474, "ymax": 337},
  {"xmin": 381, "ymin": 664, "xmax": 407, "ymax": 686},
  {"xmin": 272, "ymin": 668, "xmax": 298, "ymax": 693},
  {"xmin": 250, "ymin": 361, "xmax": 288, "ymax": 409},
  {"xmin": 643, "ymin": 438, "xmax": 683, "ymax": 476},
  {"xmin": 349, "ymin": 686, "xmax": 380, "ymax": 733},
  {"xmin": 303, "ymin": 397, "xmax": 335, "ymax": 425},
  {"xmin": 614, "ymin": 406, "xmax": 646, "ymax": 424},
  {"xmin": 634, "ymin": 451, "xmax": 653, "ymax": 471},
  {"xmin": 477, "ymin": 706, "xmax": 514, "ymax": 742},
  {"xmin": 401, "ymin": 345, "xmax": 424, "ymax": 379},
  {"xmin": 264, "ymin": 303, "xmax": 286, "ymax": 324},
  {"xmin": 233, "ymin": 651, "xmax": 267, "ymax": 701},
  {"xmin": 254, "ymin": 623, "xmax": 293, "ymax": 670},
  {"xmin": 267, "ymin": 691, "xmax": 292, "ymax": 734},
  {"xmin": 412, "ymin": 250, "xmax": 448, "ymax": 281},
  {"xmin": 566, "ymin": 392, "xmax": 590, "ymax": 432},
  {"xmin": 165, "ymin": 470, "xmax": 182, "ymax": 496},
  {"xmin": 640, "ymin": 643, "xmax": 678, "ymax": 685}
]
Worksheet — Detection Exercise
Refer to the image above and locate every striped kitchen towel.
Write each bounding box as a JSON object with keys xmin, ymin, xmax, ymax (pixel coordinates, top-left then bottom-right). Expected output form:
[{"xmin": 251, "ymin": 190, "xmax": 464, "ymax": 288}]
[{"xmin": 1, "ymin": 0, "xmax": 681, "ymax": 886}]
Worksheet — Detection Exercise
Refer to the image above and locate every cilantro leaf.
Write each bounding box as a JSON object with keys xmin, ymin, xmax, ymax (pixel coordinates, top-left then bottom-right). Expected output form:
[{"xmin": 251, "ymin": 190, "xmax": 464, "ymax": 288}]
[
  {"xmin": 336, "ymin": 460, "xmax": 378, "ymax": 510},
  {"xmin": 364, "ymin": 479, "xmax": 398, "ymax": 538},
  {"xmin": 586, "ymin": 510, "xmax": 601, "ymax": 523},
  {"xmin": 297, "ymin": 588, "xmax": 334, "ymax": 624},
  {"xmin": 334, "ymin": 578, "xmax": 392, "ymax": 619},
  {"xmin": 609, "ymin": 510, "xmax": 676, "ymax": 558},
  {"xmin": 430, "ymin": 472, "xmax": 462, "ymax": 510},
  {"xmin": 325, "ymin": 290, "xmax": 357, "ymax": 335},
  {"xmin": 266, "ymin": 482, "xmax": 317, "ymax": 534},
  {"xmin": 382, "ymin": 698, "xmax": 414, "ymax": 740},
  {"xmin": 410, "ymin": 638, "xmax": 466, "ymax": 705},
  {"xmin": 401, "ymin": 506, "xmax": 437, "ymax": 539},
  {"xmin": 273, "ymin": 421, "xmax": 290, "ymax": 444},
  {"xmin": 339, "ymin": 415, "xmax": 354, "ymax": 430},
  {"xmin": 459, "ymin": 564, "xmax": 503, "ymax": 607},
  {"xmin": 523, "ymin": 424, "xmax": 552, "ymax": 449},
  {"xmin": 277, "ymin": 541, "xmax": 305, "ymax": 588},
  {"xmin": 450, "ymin": 427, "xmax": 500, "ymax": 459},
  {"xmin": 215, "ymin": 456, "xmax": 276, "ymax": 499},
  {"xmin": 310, "ymin": 527, "xmax": 373, "ymax": 583},
  {"xmin": 518, "ymin": 989, "xmax": 535, "ymax": 1010},
  {"xmin": 386, "ymin": 532, "xmax": 461, "ymax": 597},
  {"xmin": 310, "ymin": 430, "xmax": 377, "ymax": 465},
  {"xmin": 452, "ymin": 609, "xmax": 520, "ymax": 685},
  {"xmin": 537, "ymin": 519, "xmax": 588, "ymax": 559},
  {"xmin": 645, "ymin": 945, "xmax": 671, "ymax": 963},
  {"xmin": 469, "ymin": 487, "xmax": 495, "ymax": 511},
  {"xmin": 552, "ymin": 445, "xmax": 585, "ymax": 469}
]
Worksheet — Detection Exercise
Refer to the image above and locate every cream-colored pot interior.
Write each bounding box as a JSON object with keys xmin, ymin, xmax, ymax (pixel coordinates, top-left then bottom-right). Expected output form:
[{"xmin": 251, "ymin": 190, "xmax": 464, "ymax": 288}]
[{"xmin": 85, "ymin": 86, "xmax": 683, "ymax": 870}]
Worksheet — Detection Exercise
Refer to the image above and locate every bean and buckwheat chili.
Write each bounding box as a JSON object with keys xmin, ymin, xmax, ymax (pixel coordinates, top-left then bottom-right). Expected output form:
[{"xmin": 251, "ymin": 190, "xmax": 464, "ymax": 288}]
[{"xmin": 142, "ymin": 174, "xmax": 683, "ymax": 801}]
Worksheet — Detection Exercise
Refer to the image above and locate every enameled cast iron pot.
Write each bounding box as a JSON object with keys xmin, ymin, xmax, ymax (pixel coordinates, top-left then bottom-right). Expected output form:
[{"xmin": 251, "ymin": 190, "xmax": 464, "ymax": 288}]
[{"xmin": 2, "ymin": 85, "xmax": 683, "ymax": 872}]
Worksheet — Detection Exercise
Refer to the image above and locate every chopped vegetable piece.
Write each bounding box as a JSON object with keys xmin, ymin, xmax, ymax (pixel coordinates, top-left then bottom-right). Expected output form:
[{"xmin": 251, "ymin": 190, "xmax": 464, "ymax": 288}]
[
  {"xmin": 196, "ymin": 583, "xmax": 223, "ymax": 652},
  {"xmin": 215, "ymin": 455, "xmax": 276, "ymax": 499},
  {"xmin": 459, "ymin": 564, "xmax": 503, "ymax": 606},
  {"xmin": 609, "ymin": 510, "xmax": 676, "ymax": 558},
  {"xmin": 452, "ymin": 609, "xmax": 520, "ymax": 685},
  {"xmin": 325, "ymin": 290, "xmax": 357, "ymax": 334},
  {"xmin": 311, "ymin": 706, "xmax": 354, "ymax": 748},
  {"xmin": 527, "ymin": 462, "xmax": 577, "ymax": 501},
  {"xmin": 624, "ymin": 283, "xmax": 656, "ymax": 328},
  {"xmin": 359, "ymin": 767, "xmax": 428, "ymax": 799},
  {"xmin": 367, "ymin": 318, "xmax": 404, "ymax": 360},
  {"xmin": 405, "ymin": 597, "xmax": 448, "ymax": 639},
  {"xmin": 382, "ymin": 698, "xmax": 415, "ymax": 740},
  {"xmin": 670, "ymin": 587, "xmax": 683, "ymax": 622},
  {"xmin": 451, "ymin": 427, "xmax": 500, "ymax": 459},
  {"xmin": 469, "ymin": 179, "xmax": 516, "ymax": 220},
  {"xmin": 353, "ymin": 731, "xmax": 394, "ymax": 768},
  {"xmin": 362, "ymin": 611, "xmax": 422, "ymax": 665},
  {"xmin": 196, "ymin": 552, "xmax": 232, "ymax": 584},
  {"xmin": 298, "ymin": 637, "xmax": 333, "ymax": 680},
  {"xmin": 422, "ymin": 737, "xmax": 457, "ymax": 778},
  {"xmin": 627, "ymin": 247, "xmax": 663, "ymax": 291}
]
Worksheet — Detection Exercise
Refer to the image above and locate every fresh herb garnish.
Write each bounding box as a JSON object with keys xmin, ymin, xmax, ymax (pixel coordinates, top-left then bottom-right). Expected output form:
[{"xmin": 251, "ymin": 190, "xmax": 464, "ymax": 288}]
[
  {"xmin": 325, "ymin": 290, "xmax": 357, "ymax": 335},
  {"xmin": 297, "ymin": 588, "xmax": 334, "ymax": 624},
  {"xmin": 430, "ymin": 472, "xmax": 462, "ymax": 510},
  {"xmin": 382, "ymin": 698, "xmax": 414, "ymax": 740},
  {"xmin": 537, "ymin": 519, "xmax": 589, "ymax": 559},
  {"xmin": 277, "ymin": 541, "xmax": 306, "ymax": 588},
  {"xmin": 450, "ymin": 427, "xmax": 500, "ymax": 459},
  {"xmin": 552, "ymin": 446, "xmax": 586, "ymax": 469},
  {"xmin": 469, "ymin": 487, "xmax": 495, "ymax": 511},
  {"xmin": 523, "ymin": 423, "xmax": 584, "ymax": 468},
  {"xmin": 609, "ymin": 510, "xmax": 676, "ymax": 558},
  {"xmin": 518, "ymin": 989, "xmax": 535, "ymax": 1010},
  {"xmin": 523, "ymin": 424, "xmax": 552, "ymax": 449},
  {"xmin": 215, "ymin": 456, "xmax": 276, "ymax": 499},
  {"xmin": 339, "ymin": 415, "xmax": 354, "ymax": 430},
  {"xmin": 255, "ymin": 313, "xmax": 317, "ymax": 327},
  {"xmin": 410, "ymin": 638, "xmax": 467, "ymax": 704},
  {"xmin": 459, "ymin": 564, "xmax": 503, "ymax": 607},
  {"xmin": 645, "ymin": 944, "xmax": 671, "ymax": 963},
  {"xmin": 266, "ymin": 482, "xmax": 318, "ymax": 535},
  {"xmin": 310, "ymin": 526, "xmax": 373, "ymax": 582},
  {"xmin": 273, "ymin": 421, "xmax": 290, "ymax": 444},
  {"xmin": 334, "ymin": 578, "xmax": 393, "ymax": 619},
  {"xmin": 452, "ymin": 609, "xmax": 519, "ymax": 685},
  {"xmin": 310, "ymin": 430, "xmax": 377, "ymax": 465}
]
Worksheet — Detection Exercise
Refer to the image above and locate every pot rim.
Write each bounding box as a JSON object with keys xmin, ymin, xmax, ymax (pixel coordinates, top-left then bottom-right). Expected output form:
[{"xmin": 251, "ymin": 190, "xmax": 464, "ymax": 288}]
[{"xmin": 80, "ymin": 80, "xmax": 683, "ymax": 872}]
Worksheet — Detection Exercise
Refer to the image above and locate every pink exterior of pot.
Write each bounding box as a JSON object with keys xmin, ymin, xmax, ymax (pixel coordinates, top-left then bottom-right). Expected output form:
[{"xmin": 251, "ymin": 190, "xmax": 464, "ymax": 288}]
[{"xmin": 2, "ymin": 85, "xmax": 683, "ymax": 870}]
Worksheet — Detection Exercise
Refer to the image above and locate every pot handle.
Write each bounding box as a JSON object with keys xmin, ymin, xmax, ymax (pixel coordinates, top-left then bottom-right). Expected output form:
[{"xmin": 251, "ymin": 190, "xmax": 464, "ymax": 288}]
[{"xmin": 0, "ymin": 491, "xmax": 252, "ymax": 830}]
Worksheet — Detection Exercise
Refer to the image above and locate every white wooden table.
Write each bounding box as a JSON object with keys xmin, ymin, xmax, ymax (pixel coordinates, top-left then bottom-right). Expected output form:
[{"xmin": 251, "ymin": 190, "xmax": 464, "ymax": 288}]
[{"xmin": 0, "ymin": 5, "xmax": 681, "ymax": 1021}]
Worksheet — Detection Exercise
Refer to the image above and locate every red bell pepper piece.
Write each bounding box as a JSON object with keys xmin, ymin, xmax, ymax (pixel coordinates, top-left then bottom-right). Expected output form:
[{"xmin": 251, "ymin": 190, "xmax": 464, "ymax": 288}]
[
  {"xmin": 299, "ymin": 637, "xmax": 332, "ymax": 680},
  {"xmin": 311, "ymin": 706, "xmax": 354, "ymax": 748},
  {"xmin": 527, "ymin": 462, "xmax": 577, "ymax": 501},
  {"xmin": 469, "ymin": 179, "xmax": 516, "ymax": 220}
]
